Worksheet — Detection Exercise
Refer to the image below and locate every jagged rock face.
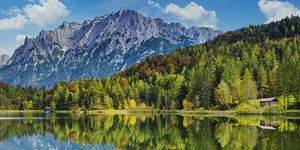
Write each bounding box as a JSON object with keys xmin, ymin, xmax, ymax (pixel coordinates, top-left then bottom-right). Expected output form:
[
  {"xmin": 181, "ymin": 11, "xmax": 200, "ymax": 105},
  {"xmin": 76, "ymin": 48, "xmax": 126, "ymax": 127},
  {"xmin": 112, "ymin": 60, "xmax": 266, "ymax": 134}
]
[
  {"xmin": 0, "ymin": 9, "xmax": 222, "ymax": 87},
  {"xmin": 0, "ymin": 54, "xmax": 10, "ymax": 68}
]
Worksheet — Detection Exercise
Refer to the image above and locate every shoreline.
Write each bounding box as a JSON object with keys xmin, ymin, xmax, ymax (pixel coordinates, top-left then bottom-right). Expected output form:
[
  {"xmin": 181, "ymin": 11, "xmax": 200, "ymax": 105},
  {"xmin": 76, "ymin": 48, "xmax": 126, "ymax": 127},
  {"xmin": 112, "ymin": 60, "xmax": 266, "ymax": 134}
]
[{"xmin": 1, "ymin": 109, "xmax": 300, "ymax": 116}]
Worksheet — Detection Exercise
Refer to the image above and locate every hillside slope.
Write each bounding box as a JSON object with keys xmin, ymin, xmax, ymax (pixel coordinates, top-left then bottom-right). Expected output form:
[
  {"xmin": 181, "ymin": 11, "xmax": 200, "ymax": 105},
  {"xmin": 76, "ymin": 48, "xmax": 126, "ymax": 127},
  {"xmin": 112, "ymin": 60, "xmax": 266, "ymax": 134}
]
[{"xmin": 120, "ymin": 16, "xmax": 300, "ymax": 79}]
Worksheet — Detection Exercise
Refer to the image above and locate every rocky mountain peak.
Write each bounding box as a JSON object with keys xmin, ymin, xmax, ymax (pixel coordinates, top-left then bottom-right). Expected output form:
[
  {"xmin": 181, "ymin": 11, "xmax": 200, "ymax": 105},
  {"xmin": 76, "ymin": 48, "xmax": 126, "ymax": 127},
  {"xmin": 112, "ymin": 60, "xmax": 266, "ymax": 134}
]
[{"xmin": 0, "ymin": 9, "xmax": 222, "ymax": 87}]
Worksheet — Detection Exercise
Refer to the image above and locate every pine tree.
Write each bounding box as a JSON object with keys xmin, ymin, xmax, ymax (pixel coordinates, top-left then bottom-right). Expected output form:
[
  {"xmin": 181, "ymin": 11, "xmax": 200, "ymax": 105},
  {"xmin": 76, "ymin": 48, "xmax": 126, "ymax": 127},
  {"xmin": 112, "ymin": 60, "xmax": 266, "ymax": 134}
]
[
  {"xmin": 104, "ymin": 95, "xmax": 113, "ymax": 109},
  {"xmin": 232, "ymin": 78, "xmax": 242, "ymax": 103},
  {"xmin": 242, "ymin": 69, "xmax": 257, "ymax": 102},
  {"xmin": 257, "ymin": 65, "xmax": 268, "ymax": 98},
  {"xmin": 64, "ymin": 88, "xmax": 70, "ymax": 108}
]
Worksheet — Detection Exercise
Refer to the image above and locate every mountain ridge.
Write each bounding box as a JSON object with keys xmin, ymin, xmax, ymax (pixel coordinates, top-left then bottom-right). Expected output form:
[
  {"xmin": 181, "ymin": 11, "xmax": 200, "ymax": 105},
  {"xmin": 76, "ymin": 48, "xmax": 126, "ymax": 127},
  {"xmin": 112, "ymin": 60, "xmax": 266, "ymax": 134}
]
[{"xmin": 0, "ymin": 9, "xmax": 222, "ymax": 87}]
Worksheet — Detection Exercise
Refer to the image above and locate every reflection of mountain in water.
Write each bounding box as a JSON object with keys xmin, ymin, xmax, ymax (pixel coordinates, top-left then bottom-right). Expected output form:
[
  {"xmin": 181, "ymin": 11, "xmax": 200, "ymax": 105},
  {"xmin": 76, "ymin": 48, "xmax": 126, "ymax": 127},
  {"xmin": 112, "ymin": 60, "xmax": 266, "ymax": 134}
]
[{"xmin": 0, "ymin": 134, "xmax": 113, "ymax": 150}]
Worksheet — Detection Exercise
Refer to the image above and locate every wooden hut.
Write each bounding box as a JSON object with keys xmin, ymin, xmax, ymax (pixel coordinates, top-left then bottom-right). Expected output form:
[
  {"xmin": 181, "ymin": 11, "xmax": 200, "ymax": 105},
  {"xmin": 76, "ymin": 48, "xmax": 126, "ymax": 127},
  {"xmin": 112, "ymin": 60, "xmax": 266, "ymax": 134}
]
[{"xmin": 258, "ymin": 97, "xmax": 278, "ymax": 106}]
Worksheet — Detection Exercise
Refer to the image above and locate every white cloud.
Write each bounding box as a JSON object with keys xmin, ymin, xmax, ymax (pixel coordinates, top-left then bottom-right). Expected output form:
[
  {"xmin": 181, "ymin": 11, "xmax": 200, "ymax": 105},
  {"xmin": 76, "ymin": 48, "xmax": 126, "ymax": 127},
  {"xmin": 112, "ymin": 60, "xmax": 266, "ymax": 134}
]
[
  {"xmin": 16, "ymin": 34, "xmax": 32, "ymax": 46},
  {"xmin": 258, "ymin": 0, "xmax": 300, "ymax": 23},
  {"xmin": 0, "ymin": 14, "xmax": 28, "ymax": 30},
  {"xmin": 148, "ymin": 1, "xmax": 218, "ymax": 28},
  {"xmin": 148, "ymin": 0, "xmax": 163, "ymax": 10},
  {"xmin": 0, "ymin": 0, "xmax": 69, "ymax": 30},
  {"xmin": 0, "ymin": 48, "xmax": 14, "ymax": 55},
  {"xmin": 24, "ymin": 0, "xmax": 69, "ymax": 27},
  {"xmin": 1, "ymin": 6, "xmax": 23, "ymax": 16}
]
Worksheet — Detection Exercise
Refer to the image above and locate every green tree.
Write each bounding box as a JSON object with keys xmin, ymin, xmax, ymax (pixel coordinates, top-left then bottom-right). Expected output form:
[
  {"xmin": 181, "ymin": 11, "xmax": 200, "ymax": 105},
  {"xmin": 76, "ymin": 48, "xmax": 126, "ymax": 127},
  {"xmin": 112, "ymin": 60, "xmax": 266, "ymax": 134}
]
[
  {"xmin": 215, "ymin": 81, "xmax": 232, "ymax": 109},
  {"xmin": 22, "ymin": 101, "xmax": 29, "ymax": 110},
  {"xmin": 257, "ymin": 64, "xmax": 268, "ymax": 98},
  {"xmin": 50, "ymin": 101, "xmax": 56, "ymax": 111},
  {"xmin": 104, "ymin": 95, "xmax": 114, "ymax": 109},
  {"xmin": 241, "ymin": 69, "xmax": 257, "ymax": 102}
]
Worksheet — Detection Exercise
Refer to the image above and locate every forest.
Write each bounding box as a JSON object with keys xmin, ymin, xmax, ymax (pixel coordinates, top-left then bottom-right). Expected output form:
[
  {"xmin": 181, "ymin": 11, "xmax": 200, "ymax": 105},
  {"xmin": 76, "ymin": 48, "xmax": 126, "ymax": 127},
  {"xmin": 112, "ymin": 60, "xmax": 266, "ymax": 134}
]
[{"xmin": 1, "ymin": 17, "xmax": 300, "ymax": 111}]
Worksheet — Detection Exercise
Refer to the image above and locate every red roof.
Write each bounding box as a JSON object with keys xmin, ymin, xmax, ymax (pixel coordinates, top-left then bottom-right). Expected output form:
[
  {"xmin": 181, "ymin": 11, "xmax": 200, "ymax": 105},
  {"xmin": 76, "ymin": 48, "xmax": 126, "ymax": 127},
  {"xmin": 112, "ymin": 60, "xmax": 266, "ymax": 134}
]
[{"xmin": 257, "ymin": 97, "xmax": 277, "ymax": 102}]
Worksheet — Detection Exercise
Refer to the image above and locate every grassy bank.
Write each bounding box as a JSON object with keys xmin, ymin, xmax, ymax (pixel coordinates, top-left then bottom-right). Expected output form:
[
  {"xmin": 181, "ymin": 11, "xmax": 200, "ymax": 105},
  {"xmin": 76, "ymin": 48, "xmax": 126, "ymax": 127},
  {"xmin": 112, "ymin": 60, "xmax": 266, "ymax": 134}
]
[
  {"xmin": 88, "ymin": 109, "xmax": 300, "ymax": 116},
  {"xmin": 0, "ymin": 110, "xmax": 43, "ymax": 113},
  {"xmin": 1, "ymin": 109, "xmax": 300, "ymax": 116}
]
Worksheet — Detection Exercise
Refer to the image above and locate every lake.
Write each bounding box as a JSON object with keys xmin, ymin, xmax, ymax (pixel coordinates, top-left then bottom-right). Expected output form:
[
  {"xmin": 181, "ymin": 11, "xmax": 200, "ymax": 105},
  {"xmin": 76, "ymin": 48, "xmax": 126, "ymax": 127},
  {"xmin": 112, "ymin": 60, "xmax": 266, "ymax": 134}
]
[{"xmin": 0, "ymin": 113, "xmax": 299, "ymax": 150}]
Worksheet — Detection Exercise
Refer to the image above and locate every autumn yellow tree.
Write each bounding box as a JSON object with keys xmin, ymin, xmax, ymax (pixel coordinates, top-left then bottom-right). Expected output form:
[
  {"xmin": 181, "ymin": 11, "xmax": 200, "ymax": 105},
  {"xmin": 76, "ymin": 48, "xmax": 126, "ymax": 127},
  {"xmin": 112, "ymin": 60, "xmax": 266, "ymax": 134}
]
[
  {"xmin": 182, "ymin": 99, "xmax": 191, "ymax": 110},
  {"xmin": 129, "ymin": 99, "xmax": 137, "ymax": 109}
]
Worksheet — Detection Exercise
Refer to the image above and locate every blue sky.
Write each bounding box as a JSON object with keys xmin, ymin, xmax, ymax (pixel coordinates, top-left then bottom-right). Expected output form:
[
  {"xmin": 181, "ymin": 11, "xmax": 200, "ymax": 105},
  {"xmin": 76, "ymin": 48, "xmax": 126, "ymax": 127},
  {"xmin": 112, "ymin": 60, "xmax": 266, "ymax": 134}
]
[{"xmin": 1, "ymin": 0, "xmax": 300, "ymax": 55}]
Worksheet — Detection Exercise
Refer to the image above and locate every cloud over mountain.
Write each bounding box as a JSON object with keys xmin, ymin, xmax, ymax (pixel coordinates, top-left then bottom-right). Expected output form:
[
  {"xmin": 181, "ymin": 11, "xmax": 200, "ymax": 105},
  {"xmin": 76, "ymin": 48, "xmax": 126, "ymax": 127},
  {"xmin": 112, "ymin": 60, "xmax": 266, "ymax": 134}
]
[
  {"xmin": 0, "ymin": 0, "xmax": 69, "ymax": 30},
  {"xmin": 148, "ymin": 1, "xmax": 218, "ymax": 29}
]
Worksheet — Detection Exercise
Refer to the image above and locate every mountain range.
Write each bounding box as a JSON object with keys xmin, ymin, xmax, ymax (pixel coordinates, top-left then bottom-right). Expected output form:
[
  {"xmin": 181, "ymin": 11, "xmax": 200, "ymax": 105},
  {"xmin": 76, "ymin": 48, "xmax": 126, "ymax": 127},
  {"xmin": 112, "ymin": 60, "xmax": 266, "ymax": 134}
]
[{"xmin": 0, "ymin": 9, "xmax": 221, "ymax": 87}]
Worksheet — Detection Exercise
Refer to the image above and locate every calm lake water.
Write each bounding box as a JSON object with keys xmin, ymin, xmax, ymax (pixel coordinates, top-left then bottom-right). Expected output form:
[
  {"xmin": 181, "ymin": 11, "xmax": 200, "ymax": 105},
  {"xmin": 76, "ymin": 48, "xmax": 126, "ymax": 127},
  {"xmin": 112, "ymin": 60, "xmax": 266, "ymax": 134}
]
[{"xmin": 0, "ymin": 113, "xmax": 299, "ymax": 150}]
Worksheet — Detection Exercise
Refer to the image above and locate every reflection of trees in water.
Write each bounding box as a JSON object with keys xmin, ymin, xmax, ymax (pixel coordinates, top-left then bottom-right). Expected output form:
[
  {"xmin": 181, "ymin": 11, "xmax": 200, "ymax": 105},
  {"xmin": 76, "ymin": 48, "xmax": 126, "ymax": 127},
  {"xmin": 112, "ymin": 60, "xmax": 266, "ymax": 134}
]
[
  {"xmin": 215, "ymin": 122, "xmax": 233, "ymax": 148},
  {"xmin": 213, "ymin": 118, "xmax": 259, "ymax": 150},
  {"xmin": 0, "ymin": 115, "xmax": 300, "ymax": 149},
  {"xmin": 214, "ymin": 117, "xmax": 300, "ymax": 150}
]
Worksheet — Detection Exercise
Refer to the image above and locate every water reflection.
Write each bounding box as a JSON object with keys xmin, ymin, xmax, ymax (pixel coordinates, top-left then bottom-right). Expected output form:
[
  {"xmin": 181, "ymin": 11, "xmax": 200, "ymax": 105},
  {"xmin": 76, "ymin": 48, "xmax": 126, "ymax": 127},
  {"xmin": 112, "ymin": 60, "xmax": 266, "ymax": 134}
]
[{"xmin": 0, "ymin": 113, "xmax": 299, "ymax": 150}]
